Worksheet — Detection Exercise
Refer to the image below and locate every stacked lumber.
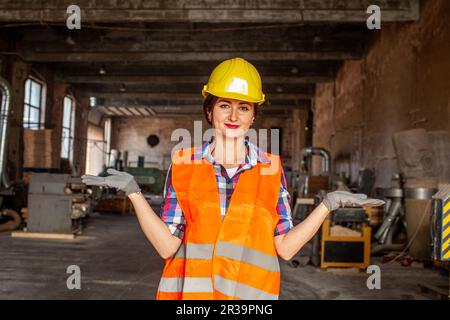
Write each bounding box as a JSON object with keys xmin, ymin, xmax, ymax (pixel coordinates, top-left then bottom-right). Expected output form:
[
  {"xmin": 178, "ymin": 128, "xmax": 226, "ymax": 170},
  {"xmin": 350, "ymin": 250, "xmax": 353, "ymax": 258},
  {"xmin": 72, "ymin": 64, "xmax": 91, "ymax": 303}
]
[{"xmin": 23, "ymin": 129, "xmax": 58, "ymax": 168}]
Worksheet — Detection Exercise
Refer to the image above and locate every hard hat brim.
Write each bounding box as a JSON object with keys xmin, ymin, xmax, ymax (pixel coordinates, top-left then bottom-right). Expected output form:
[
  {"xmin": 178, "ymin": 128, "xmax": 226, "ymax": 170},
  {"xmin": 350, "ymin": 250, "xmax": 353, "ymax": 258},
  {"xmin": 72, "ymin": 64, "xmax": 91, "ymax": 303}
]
[{"xmin": 202, "ymin": 87, "xmax": 265, "ymax": 105}]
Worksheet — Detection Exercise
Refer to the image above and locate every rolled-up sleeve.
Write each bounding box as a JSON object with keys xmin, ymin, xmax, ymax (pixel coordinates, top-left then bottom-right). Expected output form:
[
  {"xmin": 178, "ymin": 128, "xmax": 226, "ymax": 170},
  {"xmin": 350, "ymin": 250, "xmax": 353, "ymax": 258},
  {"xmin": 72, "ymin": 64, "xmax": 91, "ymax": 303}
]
[
  {"xmin": 160, "ymin": 164, "xmax": 186, "ymax": 240},
  {"xmin": 274, "ymin": 167, "xmax": 293, "ymax": 236}
]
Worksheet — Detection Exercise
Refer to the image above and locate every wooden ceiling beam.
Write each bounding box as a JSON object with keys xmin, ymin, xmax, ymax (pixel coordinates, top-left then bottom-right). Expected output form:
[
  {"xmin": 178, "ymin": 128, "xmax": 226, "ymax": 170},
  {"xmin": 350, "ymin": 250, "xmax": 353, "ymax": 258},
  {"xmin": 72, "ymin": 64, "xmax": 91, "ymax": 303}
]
[
  {"xmin": 23, "ymin": 51, "xmax": 361, "ymax": 62},
  {"xmin": 0, "ymin": 0, "xmax": 419, "ymax": 23}
]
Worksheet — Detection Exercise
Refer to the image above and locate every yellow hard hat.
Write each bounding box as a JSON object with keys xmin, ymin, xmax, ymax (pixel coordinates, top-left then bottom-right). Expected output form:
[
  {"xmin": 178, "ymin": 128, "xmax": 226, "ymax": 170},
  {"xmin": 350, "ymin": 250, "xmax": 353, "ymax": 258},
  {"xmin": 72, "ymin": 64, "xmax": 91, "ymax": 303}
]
[{"xmin": 202, "ymin": 57, "xmax": 265, "ymax": 105}]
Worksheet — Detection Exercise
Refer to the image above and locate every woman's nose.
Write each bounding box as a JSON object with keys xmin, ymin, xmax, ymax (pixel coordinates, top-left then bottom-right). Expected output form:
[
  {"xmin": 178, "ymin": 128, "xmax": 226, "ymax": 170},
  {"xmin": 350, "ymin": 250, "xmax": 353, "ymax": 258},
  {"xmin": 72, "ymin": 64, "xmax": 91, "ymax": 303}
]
[{"xmin": 229, "ymin": 107, "xmax": 238, "ymax": 122}]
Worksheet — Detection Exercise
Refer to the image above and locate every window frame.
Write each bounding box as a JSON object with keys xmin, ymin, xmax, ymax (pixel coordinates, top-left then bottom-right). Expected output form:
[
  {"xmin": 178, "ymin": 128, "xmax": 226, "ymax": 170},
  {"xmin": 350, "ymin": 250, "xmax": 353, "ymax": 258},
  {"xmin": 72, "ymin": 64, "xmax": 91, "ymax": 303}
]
[
  {"xmin": 60, "ymin": 95, "xmax": 76, "ymax": 162},
  {"xmin": 23, "ymin": 76, "xmax": 46, "ymax": 130}
]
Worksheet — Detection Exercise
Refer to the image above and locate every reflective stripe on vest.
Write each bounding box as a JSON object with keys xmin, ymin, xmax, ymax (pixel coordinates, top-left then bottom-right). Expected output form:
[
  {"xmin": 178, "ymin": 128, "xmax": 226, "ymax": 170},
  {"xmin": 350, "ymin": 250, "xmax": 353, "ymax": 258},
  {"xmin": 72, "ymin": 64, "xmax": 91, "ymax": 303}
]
[
  {"xmin": 214, "ymin": 275, "xmax": 279, "ymax": 300},
  {"xmin": 174, "ymin": 242, "xmax": 279, "ymax": 274},
  {"xmin": 215, "ymin": 241, "xmax": 280, "ymax": 273},
  {"xmin": 158, "ymin": 277, "xmax": 213, "ymax": 293},
  {"xmin": 174, "ymin": 243, "xmax": 214, "ymax": 259}
]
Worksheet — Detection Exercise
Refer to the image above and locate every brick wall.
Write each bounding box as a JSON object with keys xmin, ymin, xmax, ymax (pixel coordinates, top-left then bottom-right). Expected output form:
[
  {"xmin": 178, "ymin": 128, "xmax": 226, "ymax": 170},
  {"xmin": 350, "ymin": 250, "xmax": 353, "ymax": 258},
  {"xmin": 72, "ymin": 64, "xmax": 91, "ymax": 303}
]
[
  {"xmin": 313, "ymin": 0, "xmax": 450, "ymax": 188},
  {"xmin": 111, "ymin": 110, "xmax": 306, "ymax": 171}
]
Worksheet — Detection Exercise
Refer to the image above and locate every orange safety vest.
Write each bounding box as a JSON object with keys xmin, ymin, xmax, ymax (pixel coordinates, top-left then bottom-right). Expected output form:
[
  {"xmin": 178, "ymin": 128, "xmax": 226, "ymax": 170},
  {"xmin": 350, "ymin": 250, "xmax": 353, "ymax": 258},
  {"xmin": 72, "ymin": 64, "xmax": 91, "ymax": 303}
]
[{"xmin": 156, "ymin": 147, "xmax": 282, "ymax": 300}]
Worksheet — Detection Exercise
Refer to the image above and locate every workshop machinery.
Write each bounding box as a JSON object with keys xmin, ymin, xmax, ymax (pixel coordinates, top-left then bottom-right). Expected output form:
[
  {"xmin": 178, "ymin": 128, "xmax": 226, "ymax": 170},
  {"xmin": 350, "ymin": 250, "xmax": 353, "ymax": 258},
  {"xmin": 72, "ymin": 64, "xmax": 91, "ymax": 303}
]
[
  {"xmin": 292, "ymin": 147, "xmax": 330, "ymax": 219},
  {"xmin": 289, "ymin": 148, "xmax": 382, "ymax": 269},
  {"xmin": 432, "ymin": 185, "xmax": 450, "ymax": 262},
  {"xmin": 321, "ymin": 208, "xmax": 372, "ymax": 268},
  {"xmin": 107, "ymin": 153, "xmax": 166, "ymax": 195},
  {"xmin": 0, "ymin": 191, "xmax": 21, "ymax": 232},
  {"xmin": 404, "ymin": 187, "xmax": 437, "ymax": 260},
  {"xmin": 27, "ymin": 173, "xmax": 91, "ymax": 234},
  {"xmin": 93, "ymin": 155, "xmax": 165, "ymax": 214},
  {"xmin": 374, "ymin": 188, "xmax": 405, "ymax": 245},
  {"xmin": 289, "ymin": 147, "xmax": 330, "ymax": 267},
  {"xmin": 417, "ymin": 185, "xmax": 450, "ymax": 299},
  {"xmin": 125, "ymin": 166, "xmax": 165, "ymax": 195},
  {"xmin": 0, "ymin": 76, "xmax": 22, "ymax": 232}
]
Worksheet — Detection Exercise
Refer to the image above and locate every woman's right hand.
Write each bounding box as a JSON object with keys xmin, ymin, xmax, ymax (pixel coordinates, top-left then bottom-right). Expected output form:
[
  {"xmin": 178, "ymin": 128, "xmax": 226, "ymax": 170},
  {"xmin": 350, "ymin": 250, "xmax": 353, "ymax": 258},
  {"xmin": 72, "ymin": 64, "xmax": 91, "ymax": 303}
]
[{"xmin": 81, "ymin": 168, "xmax": 141, "ymax": 196}]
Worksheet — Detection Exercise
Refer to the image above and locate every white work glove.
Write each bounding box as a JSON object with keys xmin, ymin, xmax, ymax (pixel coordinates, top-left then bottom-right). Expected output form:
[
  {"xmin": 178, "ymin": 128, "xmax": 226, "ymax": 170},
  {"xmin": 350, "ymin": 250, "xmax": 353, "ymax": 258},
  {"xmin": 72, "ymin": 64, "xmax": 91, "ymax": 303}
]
[
  {"xmin": 81, "ymin": 168, "xmax": 141, "ymax": 196},
  {"xmin": 322, "ymin": 191, "xmax": 385, "ymax": 212}
]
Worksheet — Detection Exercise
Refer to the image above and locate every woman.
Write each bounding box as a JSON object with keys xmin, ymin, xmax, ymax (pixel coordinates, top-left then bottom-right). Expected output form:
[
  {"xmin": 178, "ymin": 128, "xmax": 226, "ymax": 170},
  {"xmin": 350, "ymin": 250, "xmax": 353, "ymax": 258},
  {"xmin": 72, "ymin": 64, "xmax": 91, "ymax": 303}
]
[{"xmin": 81, "ymin": 57, "xmax": 384, "ymax": 300}]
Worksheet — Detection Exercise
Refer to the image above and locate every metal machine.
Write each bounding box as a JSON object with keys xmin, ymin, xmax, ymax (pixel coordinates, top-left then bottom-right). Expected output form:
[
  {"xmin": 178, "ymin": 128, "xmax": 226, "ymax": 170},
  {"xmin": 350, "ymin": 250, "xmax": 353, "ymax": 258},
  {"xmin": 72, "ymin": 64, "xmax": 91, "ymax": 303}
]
[
  {"xmin": 125, "ymin": 167, "xmax": 165, "ymax": 195},
  {"xmin": 0, "ymin": 76, "xmax": 23, "ymax": 232},
  {"xmin": 28, "ymin": 173, "xmax": 91, "ymax": 234},
  {"xmin": 432, "ymin": 185, "xmax": 450, "ymax": 262},
  {"xmin": 292, "ymin": 147, "xmax": 331, "ymax": 219},
  {"xmin": 289, "ymin": 147, "xmax": 330, "ymax": 267},
  {"xmin": 321, "ymin": 208, "xmax": 372, "ymax": 268},
  {"xmin": 374, "ymin": 188, "xmax": 405, "ymax": 245},
  {"xmin": 92, "ymin": 155, "xmax": 166, "ymax": 214}
]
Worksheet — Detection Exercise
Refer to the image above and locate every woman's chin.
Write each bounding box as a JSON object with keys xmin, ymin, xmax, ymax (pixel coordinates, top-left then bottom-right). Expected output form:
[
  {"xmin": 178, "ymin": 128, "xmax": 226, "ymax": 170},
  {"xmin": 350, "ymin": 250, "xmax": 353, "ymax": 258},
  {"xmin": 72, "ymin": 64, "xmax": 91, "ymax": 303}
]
[{"xmin": 219, "ymin": 128, "xmax": 248, "ymax": 139}]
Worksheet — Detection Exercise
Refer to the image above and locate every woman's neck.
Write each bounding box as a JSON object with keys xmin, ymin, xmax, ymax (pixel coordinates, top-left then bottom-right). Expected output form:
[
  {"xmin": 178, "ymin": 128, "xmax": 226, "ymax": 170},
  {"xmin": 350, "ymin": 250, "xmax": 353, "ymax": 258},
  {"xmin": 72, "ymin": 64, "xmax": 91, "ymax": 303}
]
[{"xmin": 211, "ymin": 135, "xmax": 247, "ymax": 167}]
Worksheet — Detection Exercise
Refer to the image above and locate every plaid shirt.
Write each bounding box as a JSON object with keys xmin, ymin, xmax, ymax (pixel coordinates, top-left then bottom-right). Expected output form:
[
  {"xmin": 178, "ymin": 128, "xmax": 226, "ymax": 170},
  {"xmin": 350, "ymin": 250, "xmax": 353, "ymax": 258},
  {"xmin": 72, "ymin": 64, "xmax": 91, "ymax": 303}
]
[{"xmin": 160, "ymin": 140, "xmax": 293, "ymax": 240}]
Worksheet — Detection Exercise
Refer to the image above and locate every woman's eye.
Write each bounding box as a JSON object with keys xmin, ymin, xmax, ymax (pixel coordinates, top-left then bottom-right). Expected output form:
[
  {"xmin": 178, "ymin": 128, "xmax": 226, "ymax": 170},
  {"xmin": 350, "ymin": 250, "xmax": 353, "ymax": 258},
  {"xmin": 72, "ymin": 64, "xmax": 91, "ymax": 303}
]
[
  {"xmin": 239, "ymin": 106, "xmax": 250, "ymax": 111},
  {"xmin": 219, "ymin": 104, "xmax": 230, "ymax": 109}
]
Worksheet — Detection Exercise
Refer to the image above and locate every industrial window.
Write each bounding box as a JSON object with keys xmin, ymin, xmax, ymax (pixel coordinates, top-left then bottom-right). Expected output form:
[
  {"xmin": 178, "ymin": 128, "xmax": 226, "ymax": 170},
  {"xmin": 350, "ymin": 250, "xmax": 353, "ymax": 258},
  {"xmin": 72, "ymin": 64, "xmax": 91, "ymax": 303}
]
[
  {"xmin": 61, "ymin": 96, "xmax": 75, "ymax": 161},
  {"xmin": 104, "ymin": 117, "xmax": 112, "ymax": 166},
  {"xmin": 23, "ymin": 78, "xmax": 46, "ymax": 129}
]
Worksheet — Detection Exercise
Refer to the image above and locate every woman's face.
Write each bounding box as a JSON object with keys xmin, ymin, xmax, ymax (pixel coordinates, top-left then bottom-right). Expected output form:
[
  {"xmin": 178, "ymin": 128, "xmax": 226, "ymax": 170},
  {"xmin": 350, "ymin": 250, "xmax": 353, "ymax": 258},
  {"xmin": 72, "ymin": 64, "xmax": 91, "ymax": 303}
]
[{"xmin": 209, "ymin": 98, "xmax": 255, "ymax": 139}]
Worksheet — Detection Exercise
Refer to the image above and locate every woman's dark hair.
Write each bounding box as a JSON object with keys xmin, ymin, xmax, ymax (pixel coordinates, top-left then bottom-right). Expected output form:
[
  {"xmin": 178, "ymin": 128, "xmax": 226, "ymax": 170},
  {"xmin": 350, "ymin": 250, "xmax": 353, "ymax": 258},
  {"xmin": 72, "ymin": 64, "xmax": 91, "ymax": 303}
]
[{"xmin": 203, "ymin": 94, "xmax": 258, "ymax": 125}]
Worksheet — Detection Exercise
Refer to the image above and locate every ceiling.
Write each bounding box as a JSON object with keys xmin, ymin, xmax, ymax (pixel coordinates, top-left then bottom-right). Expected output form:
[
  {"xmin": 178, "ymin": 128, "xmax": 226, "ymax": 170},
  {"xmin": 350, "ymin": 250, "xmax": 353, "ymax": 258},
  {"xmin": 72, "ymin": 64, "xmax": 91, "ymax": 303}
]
[{"xmin": 0, "ymin": 0, "xmax": 420, "ymax": 117}]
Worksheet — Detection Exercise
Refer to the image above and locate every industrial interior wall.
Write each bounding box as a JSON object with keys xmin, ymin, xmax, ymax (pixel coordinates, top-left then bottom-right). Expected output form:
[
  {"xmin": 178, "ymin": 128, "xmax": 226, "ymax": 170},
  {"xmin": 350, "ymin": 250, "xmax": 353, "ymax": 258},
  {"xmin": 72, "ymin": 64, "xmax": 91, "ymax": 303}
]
[
  {"xmin": 111, "ymin": 116, "xmax": 206, "ymax": 171},
  {"xmin": 0, "ymin": 48, "xmax": 89, "ymax": 179},
  {"xmin": 111, "ymin": 112, "xmax": 300, "ymax": 172},
  {"xmin": 313, "ymin": 0, "xmax": 450, "ymax": 189}
]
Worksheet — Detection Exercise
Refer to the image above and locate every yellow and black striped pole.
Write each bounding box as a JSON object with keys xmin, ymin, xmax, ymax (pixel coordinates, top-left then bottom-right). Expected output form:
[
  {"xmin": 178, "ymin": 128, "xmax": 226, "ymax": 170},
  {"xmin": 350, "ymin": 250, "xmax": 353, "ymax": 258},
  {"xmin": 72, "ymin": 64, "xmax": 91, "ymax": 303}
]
[{"xmin": 441, "ymin": 193, "xmax": 450, "ymax": 260}]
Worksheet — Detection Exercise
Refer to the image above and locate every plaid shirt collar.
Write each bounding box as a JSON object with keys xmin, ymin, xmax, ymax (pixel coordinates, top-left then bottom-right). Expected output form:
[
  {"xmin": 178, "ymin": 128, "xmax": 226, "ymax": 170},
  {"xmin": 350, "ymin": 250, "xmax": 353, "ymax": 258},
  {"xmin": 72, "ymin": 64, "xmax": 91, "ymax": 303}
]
[{"xmin": 191, "ymin": 139, "xmax": 271, "ymax": 169}]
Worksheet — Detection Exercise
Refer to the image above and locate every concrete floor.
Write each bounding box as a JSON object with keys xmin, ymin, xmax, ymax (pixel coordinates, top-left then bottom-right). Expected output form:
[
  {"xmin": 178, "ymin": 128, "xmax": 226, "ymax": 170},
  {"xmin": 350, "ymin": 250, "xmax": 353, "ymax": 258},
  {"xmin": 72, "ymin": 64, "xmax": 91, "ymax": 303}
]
[{"xmin": 0, "ymin": 213, "xmax": 448, "ymax": 300}]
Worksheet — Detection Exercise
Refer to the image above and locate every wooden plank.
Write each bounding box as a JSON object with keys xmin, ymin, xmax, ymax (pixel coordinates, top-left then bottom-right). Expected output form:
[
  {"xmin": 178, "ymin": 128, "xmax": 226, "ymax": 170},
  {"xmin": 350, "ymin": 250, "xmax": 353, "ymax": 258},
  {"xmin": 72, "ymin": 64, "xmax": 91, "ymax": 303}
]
[
  {"xmin": 11, "ymin": 231, "xmax": 75, "ymax": 240},
  {"xmin": 296, "ymin": 198, "xmax": 315, "ymax": 205}
]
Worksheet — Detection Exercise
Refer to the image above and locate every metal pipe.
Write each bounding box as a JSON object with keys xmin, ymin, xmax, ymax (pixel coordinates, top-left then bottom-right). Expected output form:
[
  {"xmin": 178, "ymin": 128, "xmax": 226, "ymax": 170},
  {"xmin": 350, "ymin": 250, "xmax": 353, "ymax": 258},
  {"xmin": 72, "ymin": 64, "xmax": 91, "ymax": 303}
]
[
  {"xmin": 300, "ymin": 147, "xmax": 330, "ymax": 175},
  {"xmin": 376, "ymin": 198, "xmax": 403, "ymax": 243},
  {"xmin": 0, "ymin": 76, "xmax": 12, "ymax": 189},
  {"xmin": 0, "ymin": 209, "xmax": 21, "ymax": 232}
]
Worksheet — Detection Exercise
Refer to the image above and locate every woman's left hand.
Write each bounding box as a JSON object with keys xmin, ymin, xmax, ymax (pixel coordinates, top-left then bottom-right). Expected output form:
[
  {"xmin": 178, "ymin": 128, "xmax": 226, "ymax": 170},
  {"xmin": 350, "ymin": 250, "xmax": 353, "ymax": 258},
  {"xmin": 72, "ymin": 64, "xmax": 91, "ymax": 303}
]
[{"xmin": 322, "ymin": 191, "xmax": 385, "ymax": 212}]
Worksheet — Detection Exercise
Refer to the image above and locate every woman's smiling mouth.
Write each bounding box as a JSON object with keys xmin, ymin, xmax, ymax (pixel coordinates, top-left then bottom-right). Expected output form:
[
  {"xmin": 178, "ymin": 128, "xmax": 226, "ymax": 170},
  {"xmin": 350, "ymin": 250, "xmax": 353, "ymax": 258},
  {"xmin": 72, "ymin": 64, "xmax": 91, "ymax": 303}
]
[{"xmin": 225, "ymin": 123, "xmax": 240, "ymax": 129}]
